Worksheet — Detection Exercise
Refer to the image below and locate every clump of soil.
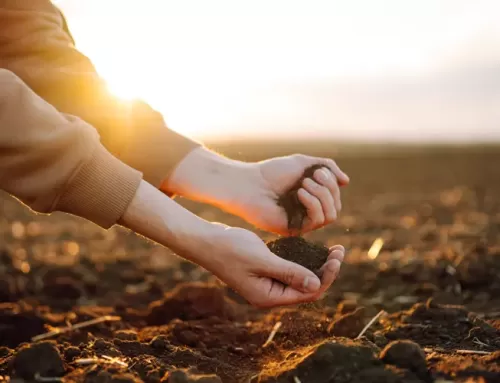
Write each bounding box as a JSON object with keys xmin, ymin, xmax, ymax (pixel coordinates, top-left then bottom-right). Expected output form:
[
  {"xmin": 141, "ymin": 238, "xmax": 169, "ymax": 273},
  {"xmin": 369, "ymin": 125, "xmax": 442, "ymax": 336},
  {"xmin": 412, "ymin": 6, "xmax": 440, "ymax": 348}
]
[
  {"xmin": 146, "ymin": 282, "xmax": 243, "ymax": 325},
  {"xmin": 328, "ymin": 307, "xmax": 366, "ymax": 338},
  {"xmin": 381, "ymin": 300, "xmax": 500, "ymax": 350},
  {"xmin": 266, "ymin": 236, "xmax": 329, "ymax": 276},
  {"xmin": 380, "ymin": 340, "xmax": 431, "ymax": 382},
  {"xmin": 277, "ymin": 164, "xmax": 327, "ymax": 231},
  {"xmin": 10, "ymin": 341, "xmax": 65, "ymax": 380},
  {"xmin": 257, "ymin": 339, "xmax": 423, "ymax": 383}
]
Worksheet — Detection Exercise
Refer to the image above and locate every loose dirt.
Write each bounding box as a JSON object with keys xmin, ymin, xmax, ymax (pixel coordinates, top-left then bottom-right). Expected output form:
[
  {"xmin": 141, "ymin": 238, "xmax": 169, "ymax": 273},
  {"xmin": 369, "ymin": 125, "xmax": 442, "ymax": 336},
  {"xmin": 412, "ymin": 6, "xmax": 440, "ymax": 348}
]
[
  {"xmin": 266, "ymin": 236, "xmax": 329, "ymax": 276},
  {"xmin": 1, "ymin": 145, "xmax": 499, "ymax": 382}
]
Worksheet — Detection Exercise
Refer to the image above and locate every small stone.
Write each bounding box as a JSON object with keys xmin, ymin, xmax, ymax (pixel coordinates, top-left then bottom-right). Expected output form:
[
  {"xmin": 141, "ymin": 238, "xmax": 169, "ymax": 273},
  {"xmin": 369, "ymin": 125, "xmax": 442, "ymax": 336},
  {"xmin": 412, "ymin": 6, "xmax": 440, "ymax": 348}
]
[
  {"xmin": 150, "ymin": 335, "xmax": 173, "ymax": 351},
  {"xmin": 64, "ymin": 346, "xmax": 80, "ymax": 361},
  {"xmin": 175, "ymin": 330, "xmax": 199, "ymax": 347}
]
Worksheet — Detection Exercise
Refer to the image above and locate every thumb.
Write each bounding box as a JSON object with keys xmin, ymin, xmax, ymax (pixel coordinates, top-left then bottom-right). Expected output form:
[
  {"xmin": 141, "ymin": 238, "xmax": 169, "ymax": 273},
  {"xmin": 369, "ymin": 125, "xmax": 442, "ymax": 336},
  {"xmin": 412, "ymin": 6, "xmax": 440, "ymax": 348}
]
[{"xmin": 265, "ymin": 255, "xmax": 321, "ymax": 294}]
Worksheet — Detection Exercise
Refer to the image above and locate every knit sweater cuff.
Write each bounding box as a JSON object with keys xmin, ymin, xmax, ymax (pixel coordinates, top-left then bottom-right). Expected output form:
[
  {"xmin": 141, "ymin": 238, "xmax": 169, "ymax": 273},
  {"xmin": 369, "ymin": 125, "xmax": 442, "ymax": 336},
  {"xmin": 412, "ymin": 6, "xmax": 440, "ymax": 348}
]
[{"xmin": 55, "ymin": 143, "xmax": 143, "ymax": 229}]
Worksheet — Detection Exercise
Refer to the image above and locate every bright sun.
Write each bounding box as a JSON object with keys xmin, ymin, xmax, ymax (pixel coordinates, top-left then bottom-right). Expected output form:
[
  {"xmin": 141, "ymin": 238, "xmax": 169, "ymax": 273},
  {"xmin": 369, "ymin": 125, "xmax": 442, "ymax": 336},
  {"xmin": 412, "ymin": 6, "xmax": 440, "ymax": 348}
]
[{"xmin": 58, "ymin": 0, "xmax": 500, "ymax": 140}]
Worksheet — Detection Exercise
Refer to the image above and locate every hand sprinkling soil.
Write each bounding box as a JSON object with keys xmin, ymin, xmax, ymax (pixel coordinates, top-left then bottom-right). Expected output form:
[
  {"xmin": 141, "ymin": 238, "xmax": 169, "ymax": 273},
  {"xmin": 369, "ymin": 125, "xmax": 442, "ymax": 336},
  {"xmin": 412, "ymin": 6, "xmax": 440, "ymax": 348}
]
[{"xmin": 268, "ymin": 164, "xmax": 331, "ymax": 275}]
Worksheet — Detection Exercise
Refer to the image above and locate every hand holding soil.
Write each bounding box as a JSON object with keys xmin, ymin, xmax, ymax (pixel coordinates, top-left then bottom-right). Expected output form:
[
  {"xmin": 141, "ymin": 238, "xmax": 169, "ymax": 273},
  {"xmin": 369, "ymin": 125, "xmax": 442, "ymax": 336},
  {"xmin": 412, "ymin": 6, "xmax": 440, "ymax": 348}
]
[
  {"xmin": 165, "ymin": 148, "xmax": 349, "ymax": 235},
  {"xmin": 120, "ymin": 182, "xmax": 344, "ymax": 308},
  {"xmin": 200, "ymin": 226, "xmax": 344, "ymax": 308}
]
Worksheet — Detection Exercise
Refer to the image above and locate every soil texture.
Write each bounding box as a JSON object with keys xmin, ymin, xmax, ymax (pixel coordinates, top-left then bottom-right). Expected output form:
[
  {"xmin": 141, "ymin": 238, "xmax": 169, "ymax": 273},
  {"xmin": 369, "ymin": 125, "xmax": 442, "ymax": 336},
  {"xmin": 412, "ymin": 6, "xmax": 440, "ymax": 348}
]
[
  {"xmin": 266, "ymin": 237, "xmax": 329, "ymax": 276},
  {"xmin": 1, "ymin": 145, "xmax": 500, "ymax": 382}
]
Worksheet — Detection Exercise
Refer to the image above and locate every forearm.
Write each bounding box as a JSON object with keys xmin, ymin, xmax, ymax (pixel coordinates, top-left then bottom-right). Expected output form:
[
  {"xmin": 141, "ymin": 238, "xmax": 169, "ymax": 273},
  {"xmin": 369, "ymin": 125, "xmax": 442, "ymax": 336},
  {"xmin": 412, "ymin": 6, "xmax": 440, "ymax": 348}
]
[
  {"xmin": 118, "ymin": 180, "xmax": 219, "ymax": 267},
  {"xmin": 163, "ymin": 147, "xmax": 259, "ymax": 208}
]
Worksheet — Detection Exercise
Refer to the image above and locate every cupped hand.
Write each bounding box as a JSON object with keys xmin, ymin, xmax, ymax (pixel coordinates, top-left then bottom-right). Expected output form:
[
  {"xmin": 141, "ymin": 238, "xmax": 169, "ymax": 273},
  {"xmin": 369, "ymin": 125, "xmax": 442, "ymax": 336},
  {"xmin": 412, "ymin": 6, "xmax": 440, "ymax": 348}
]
[{"xmin": 202, "ymin": 225, "xmax": 345, "ymax": 308}]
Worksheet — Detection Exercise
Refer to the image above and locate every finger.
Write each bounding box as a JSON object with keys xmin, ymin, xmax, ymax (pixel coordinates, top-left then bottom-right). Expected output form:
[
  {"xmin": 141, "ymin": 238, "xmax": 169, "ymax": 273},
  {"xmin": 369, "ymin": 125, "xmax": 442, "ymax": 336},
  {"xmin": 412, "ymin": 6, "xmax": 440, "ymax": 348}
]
[
  {"xmin": 328, "ymin": 248, "xmax": 345, "ymax": 263},
  {"xmin": 297, "ymin": 188, "xmax": 325, "ymax": 230},
  {"xmin": 302, "ymin": 178, "xmax": 337, "ymax": 224},
  {"xmin": 264, "ymin": 253, "xmax": 321, "ymax": 294},
  {"xmin": 254, "ymin": 279, "xmax": 318, "ymax": 308},
  {"xmin": 313, "ymin": 168, "xmax": 342, "ymax": 212},
  {"xmin": 329, "ymin": 244, "xmax": 345, "ymax": 253},
  {"xmin": 318, "ymin": 158, "xmax": 350, "ymax": 186},
  {"xmin": 252, "ymin": 257, "xmax": 342, "ymax": 307},
  {"xmin": 316, "ymin": 258, "xmax": 341, "ymax": 296}
]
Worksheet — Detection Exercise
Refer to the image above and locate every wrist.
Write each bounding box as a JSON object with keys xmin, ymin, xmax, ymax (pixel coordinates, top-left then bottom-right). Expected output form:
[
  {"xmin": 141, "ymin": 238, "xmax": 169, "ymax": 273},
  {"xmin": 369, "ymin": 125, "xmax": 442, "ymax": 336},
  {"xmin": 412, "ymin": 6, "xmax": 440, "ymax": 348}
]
[
  {"xmin": 161, "ymin": 147, "xmax": 259, "ymax": 208},
  {"xmin": 119, "ymin": 180, "xmax": 218, "ymax": 264}
]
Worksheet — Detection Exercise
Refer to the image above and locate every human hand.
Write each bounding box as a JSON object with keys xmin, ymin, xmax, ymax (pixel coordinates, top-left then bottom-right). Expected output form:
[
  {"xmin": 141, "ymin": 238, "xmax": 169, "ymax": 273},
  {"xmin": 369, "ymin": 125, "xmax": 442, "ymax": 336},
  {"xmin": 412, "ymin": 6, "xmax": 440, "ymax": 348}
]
[
  {"xmin": 239, "ymin": 154, "xmax": 350, "ymax": 235},
  {"xmin": 163, "ymin": 148, "xmax": 349, "ymax": 236},
  {"xmin": 120, "ymin": 181, "xmax": 345, "ymax": 308},
  {"xmin": 200, "ymin": 225, "xmax": 345, "ymax": 308}
]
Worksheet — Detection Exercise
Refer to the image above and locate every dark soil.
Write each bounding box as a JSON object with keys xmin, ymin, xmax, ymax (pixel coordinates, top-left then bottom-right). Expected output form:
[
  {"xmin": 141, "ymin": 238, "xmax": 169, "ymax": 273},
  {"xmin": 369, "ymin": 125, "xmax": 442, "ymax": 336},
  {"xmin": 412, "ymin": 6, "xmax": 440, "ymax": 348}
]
[
  {"xmin": 266, "ymin": 236, "xmax": 329, "ymax": 276},
  {"xmin": 277, "ymin": 164, "xmax": 327, "ymax": 231},
  {"xmin": 1, "ymin": 146, "xmax": 500, "ymax": 382}
]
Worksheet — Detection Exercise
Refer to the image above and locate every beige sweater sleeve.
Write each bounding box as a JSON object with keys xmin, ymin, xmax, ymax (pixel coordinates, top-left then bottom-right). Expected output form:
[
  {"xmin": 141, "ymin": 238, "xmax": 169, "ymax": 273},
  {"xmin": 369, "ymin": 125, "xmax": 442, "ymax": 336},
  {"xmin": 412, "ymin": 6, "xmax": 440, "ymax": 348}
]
[
  {"xmin": 0, "ymin": 1, "xmax": 201, "ymax": 188},
  {"xmin": 0, "ymin": 69, "xmax": 143, "ymax": 229}
]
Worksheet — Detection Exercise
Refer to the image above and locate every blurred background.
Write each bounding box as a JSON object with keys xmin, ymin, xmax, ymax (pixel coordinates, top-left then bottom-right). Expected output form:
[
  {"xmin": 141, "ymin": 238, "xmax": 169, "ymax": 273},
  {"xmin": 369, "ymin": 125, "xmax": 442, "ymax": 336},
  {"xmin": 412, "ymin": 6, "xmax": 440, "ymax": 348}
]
[{"xmin": 55, "ymin": 0, "xmax": 500, "ymax": 143}]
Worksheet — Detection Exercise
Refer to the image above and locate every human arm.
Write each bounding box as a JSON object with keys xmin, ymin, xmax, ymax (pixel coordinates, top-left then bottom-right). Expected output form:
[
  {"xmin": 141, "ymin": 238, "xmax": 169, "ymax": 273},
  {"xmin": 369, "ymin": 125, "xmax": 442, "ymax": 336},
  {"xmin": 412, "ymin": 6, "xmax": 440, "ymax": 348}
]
[
  {"xmin": 0, "ymin": 69, "xmax": 344, "ymax": 308},
  {"xmin": 0, "ymin": 69, "xmax": 141, "ymax": 228},
  {"xmin": 163, "ymin": 147, "xmax": 350, "ymax": 235},
  {"xmin": 0, "ymin": 1, "xmax": 200, "ymax": 188},
  {"xmin": 119, "ymin": 180, "xmax": 344, "ymax": 308}
]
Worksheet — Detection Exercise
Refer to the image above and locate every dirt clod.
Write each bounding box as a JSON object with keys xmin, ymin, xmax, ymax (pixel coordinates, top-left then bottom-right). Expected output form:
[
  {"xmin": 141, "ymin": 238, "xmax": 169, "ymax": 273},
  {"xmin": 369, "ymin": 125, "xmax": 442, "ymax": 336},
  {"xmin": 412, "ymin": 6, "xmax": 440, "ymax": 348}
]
[
  {"xmin": 261, "ymin": 338, "xmax": 390, "ymax": 383},
  {"xmin": 328, "ymin": 307, "xmax": 366, "ymax": 338},
  {"xmin": 380, "ymin": 340, "xmax": 430, "ymax": 382},
  {"xmin": 10, "ymin": 341, "xmax": 65, "ymax": 380},
  {"xmin": 266, "ymin": 236, "xmax": 329, "ymax": 276},
  {"xmin": 146, "ymin": 283, "xmax": 240, "ymax": 325}
]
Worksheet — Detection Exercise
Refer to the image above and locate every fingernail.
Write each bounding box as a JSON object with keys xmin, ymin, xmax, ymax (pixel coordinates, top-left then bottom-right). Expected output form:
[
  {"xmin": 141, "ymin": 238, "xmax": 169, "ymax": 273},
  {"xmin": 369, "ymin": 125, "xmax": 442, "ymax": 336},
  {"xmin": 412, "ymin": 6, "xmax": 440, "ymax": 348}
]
[
  {"xmin": 331, "ymin": 249, "xmax": 345, "ymax": 263},
  {"xmin": 303, "ymin": 276, "xmax": 321, "ymax": 293}
]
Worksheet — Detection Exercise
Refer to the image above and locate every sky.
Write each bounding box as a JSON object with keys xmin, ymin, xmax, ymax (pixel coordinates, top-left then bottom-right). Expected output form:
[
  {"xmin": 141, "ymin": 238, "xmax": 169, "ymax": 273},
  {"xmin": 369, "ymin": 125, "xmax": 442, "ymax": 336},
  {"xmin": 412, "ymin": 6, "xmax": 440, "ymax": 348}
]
[{"xmin": 55, "ymin": 0, "xmax": 500, "ymax": 142}]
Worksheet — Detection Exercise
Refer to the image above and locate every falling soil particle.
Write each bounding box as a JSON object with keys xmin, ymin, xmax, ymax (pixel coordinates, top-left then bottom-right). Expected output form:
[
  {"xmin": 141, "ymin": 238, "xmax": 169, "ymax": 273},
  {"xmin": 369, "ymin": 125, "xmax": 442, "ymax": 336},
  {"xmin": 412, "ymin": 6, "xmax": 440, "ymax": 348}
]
[
  {"xmin": 266, "ymin": 236, "xmax": 329, "ymax": 276},
  {"xmin": 277, "ymin": 164, "xmax": 327, "ymax": 231}
]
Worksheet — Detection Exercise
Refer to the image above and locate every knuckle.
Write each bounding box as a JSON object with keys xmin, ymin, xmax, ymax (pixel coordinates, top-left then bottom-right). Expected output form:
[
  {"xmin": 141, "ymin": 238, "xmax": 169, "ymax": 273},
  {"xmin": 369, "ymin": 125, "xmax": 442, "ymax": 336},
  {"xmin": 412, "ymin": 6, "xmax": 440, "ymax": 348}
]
[
  {"xmin": 325, "ymin": 212, "xmax": 336, "ymax": 223},
  {"xmin": 282, "ymin": 267, "xmax": 296, "ymax": 285},
  {"xmin": 292, "ymin": 153, "xmax": 307, "ymax": 163},
  {"xmin": 318, "ymin": 185, "xmax": 330, "ymax": 198},
  {"xmin": 312, "ymin": 214, "xmax": 324, "ymax": 227}
]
